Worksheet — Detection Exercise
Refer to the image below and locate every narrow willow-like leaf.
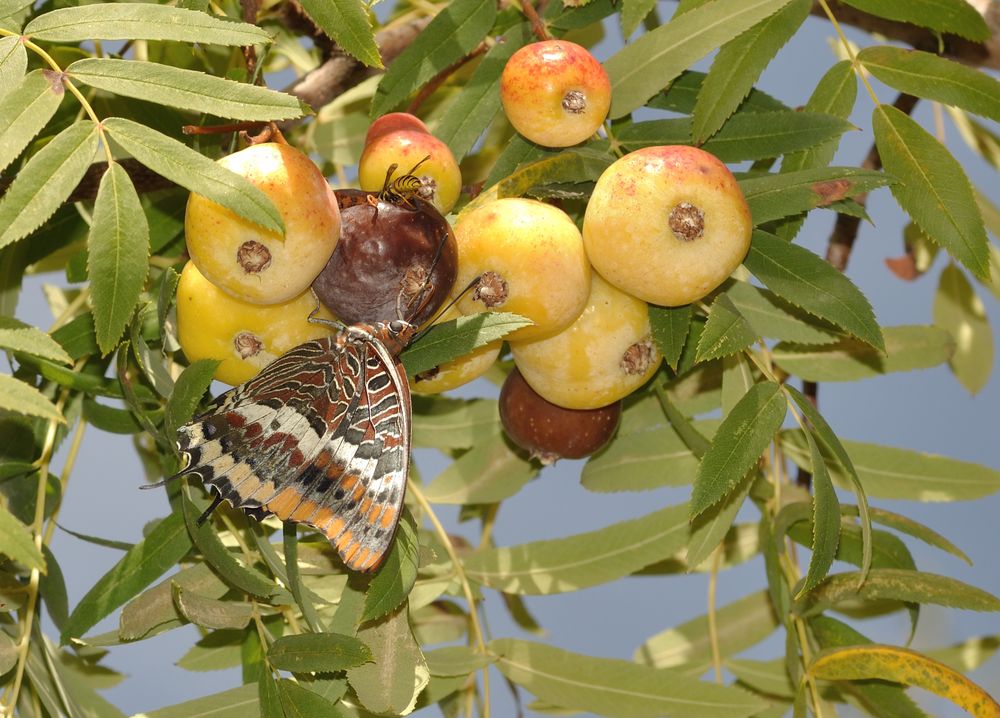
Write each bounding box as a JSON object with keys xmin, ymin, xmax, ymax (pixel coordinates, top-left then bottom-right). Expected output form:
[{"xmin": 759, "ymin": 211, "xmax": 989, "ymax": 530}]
[
  {"xmin": 0, "ymin": 632, "xmax": 15, "ymax": 675},
  {"xmin": 0, "ymin": 316, "xmax": 71, "ymax": 364},
  {"xmin": 799, "ymin": 431, "xmax": 840, "ymax": 594},
  {"xmin": 348, "ymin": 606, "xmax": 428, "ymax": 715},
  {"xmin": 481, "ymin": 134, "xmax": 552, "ymax": 192},
  {"xmin": 620, "ymin": 0, "xmax": 658, "ymax": 37},
  {"xmin": 267, "ymin": 632, "xmax": 372, "ymax": 673},
  {"xmin": 842, "ymin": 505, "xmax": 970, "ymax": 565},
  {"xmin": 276, "ymin": 679, "xmax": 344, "ymax": 716},
  {"xmin": 424, "ymin": 430, "xmax": 537, "ymax": 504},
  {"xmin": 605, "ymin": 0, "xmax": 795, "ymax": 118},
  {"xmin": 773, "ymin": 325, "xmax": 953, "ymax": 381},
  {"xmin": 809, "ymin": 645, "xmax": 1000, "ymax": 717},
  {"xmin": 649, "ymin": 70, "xmax": 787, "ymax": 115},
  {"xmin": 0, "ymin": 120, "xmax": 98, "ymax": 251},
  {"xmin": 0, "ymin": 503, "xmax": 45, "ymax": 572},
  {"xmin": 744, "ymin": 231, "xmax": 883, "ymax": 350},
  {"xmin": 401, "ymin": 312, "xmax": 531, "ymax": 375},
  {"xmin": 739, "ymin": 167, "xmax": 889, "ymax": 225},
  {"xmin": 724, "ymin": 281, "xmax": 838, "ymax": 345},
  {"xmin": 88, "ymin": 162, "xmax": 150, "ymax": 355},
  {"xmin": 0, "ymin": 374, "xmax": 64, "ymax": 423},
  {"xmin": 695, "ymin": 294, "xmax": 757, "ymax": 362},
  {"xmin": 933, "ymin": 263, "xmax": 993, "ymax": 394},
  {"xmin": 648, "ymin": 303, "xmax": 692, "ymax": 371},
  {"xmin": 685, "ymin": 472, "xmax": 753, "ymax": 569},
  {"xmin": 464, "ymin": 502, "xmax": 689, "ymax": 594},
  {"xmin": 172, "ymin": 585, "xmax": 253, "ymax": 630},
  {"xmin": 362, "ymin": 509, "xmax": 418, "ymax": 622},
  {"xmin": 0, "ymin": 0, "xmax": 32, "ymax": 19},
  {"xmin": 636, "ymin": 590, "xmax": 778, "ymax": 672},
  {"xmin": 840, "ymin": 0, "xmax": 989, "ymax": 41},
  {"xmin": 118, "ymin": 563, "xmax": 228, "ymax": 642},
  {"xmin": 617, "ymin": 111, "xmax": 852, "ymax": 162},
  {"xmin": 411, "ymin": 396, "xmax": 498, "ymax": 450},
  {"xmin": 873, "ymin": 104, "xmax": 989, "ymax": 279},
  {"xmin": 693, "ymin": 0, "xmax": 809, "ymax": 142},
  {"xmin": 0, "ymin": 69, "xmax": 66, "ymax": 175},
  {"xmin": 281, "ymin": 524, "xmax": 325, "ymax": 634},
  {"xmin": 859, "ymin": 47, "xmax": 1000, "ymax": 123},
  {"xmin": 131, "ymin": 684, "xmax": 258, "ymax": 718},
  {"xmin": 0, "ymin": 35, "xmax": 26, "ymax": 98},
  {"xmin": 62, "ymin": 511, "xmax": 192, "ymax": 643},
  {"xmin": 497, "ymin": 147, "xmax": 613, "ymax": 199},
  {"xmin": 493, "ymin": 639, "xmax": 767, "ymax": 718},
  {"xmin": 176, "ymin": 631, "xmax": 243, "ymax": 673},
  {"xmin": 164, "ymin": 359, "xmax": 218, "ymax": 437},
  {"xmin": 69, "ymin": 59, "xmax": 305, "ymax": 121},
  {"xmin": 103, "ymin": 118, "xmax": 283, "ymax": 234},
  {"xmin": 797, "ymin": 568, "xmax": 1000, "ymax": 617},
  {"xmin": 25, "ymin": 4, "xmax": 272, "ymax": 45},
  {"xmin": 927, "ymin": 636, "xmax": 1000, "ymax": 674},
  {"xmin": 424, "ymin": 646, "xmax": 494, "ymax": 677},
  {"xmin": 690, "ymin": 381, "xmax": 785, "ymax": 516},
  {"xmin": 371, "ymin": 0, "xmax": 496, "ymax": 117},
  {"xmin": 81, "ymin": 398, "xmax": 143, "ymax": 434},
  {"xmin": 297, "ymin": 0, "xmax": 381, "ymax": 68},
  {"xmin": 782, "ymin": 430, "xmax": 1000, "ymax": 502}
]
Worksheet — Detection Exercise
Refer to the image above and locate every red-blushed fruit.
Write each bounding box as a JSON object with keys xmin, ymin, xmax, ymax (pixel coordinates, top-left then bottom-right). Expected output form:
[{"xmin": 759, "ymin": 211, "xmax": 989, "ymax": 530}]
[
  {"xmin": 583, "ymin": 145, "xmax": 752, "ymax": 307},
  {"xmin": 176, "ymin": 261, "xmax": 336, "ymax": 386},
  {"xmin": 359, "ymin": 130, "xmax": 462, "ymax": 214},
  {"xmin": 500, "ymin": 39, "xmax": 611, "ymax": 148},
  {"xmin": 510, "ymin": 273, "xmax": 661, "ymax": 409},
  {"xmin": 185, "ymin": 142, "xmax": 340, "ymax": 305},
  {"xmin": 500, "ymin": 367, "xmax": 621, "ymax": 464},
  {"xmin": 365, "ymin": 112, "xmax": 431, "ymax": 145},
  {"xmin": 312, "ymin": 195, "xmax": 457, "ymax": 327},
  {"xmin": 454, "ymin": 198, "xmax": 591, "ymax": 342}
]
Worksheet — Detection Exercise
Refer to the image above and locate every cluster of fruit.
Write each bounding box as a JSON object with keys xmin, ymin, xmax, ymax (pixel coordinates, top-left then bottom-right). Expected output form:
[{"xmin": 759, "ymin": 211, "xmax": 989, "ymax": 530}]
[{"xmin": 176, "ymin": 38, "xmax": 752, "ymax": 465}]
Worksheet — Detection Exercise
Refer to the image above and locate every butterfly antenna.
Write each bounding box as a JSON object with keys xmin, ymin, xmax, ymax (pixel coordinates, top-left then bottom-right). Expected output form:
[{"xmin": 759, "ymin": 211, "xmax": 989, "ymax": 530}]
[
  {"xmin": 410, "ymin": 274, "xmax": 484, "ymax": 344},
  {"xmin": 197, "ymin": 493, "xmax": 225, "ymax": 525},
  {"xmin": 307, "ymin": 290, "xmax": 345, "ymax": 329},
  {"xmin": 139, "ymin": 473, "xmax": 185, "ymax": 490}
]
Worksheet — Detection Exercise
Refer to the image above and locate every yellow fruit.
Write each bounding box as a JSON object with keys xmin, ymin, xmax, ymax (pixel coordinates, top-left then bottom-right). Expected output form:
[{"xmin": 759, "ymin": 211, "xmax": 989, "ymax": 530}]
[
  {"xmin": 410, "ymin": 340, "xmax": 501, "ymax": 395},
  {"xmin": 359, "ymin": 129, "xmax": 462, "ymax": 214},
  {"xmin": 454, "ymin": 198, "xmax": 591, "ymax": 342},
  {"xmin": 185, "ymin": 143, "xmax": 340, "ymax": 305},
  {"xmin": 510, "ymin": 273, "xmax": 661, "ymax": 409},
  {"xmin": 583, "ymin": 145, "xmax": 752, "ymax": 307},
  {"xmin": 176, "ymin": 261, "xmax": 336, "ymax": 386}
]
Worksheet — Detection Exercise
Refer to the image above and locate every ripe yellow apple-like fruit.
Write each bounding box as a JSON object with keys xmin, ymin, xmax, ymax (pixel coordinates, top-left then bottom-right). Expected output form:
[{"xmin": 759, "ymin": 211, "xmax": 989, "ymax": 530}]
[
  {"xmin": 500, "ymin": 40, "xmax": 611, "ymax": 148},
  {"xmin": 185, "ymin": 142, "xmax": 340, "ymax": 305},
  {"xmin": 510, "ymin": 273, "xmax": 661, "ymax": 410},
  {"xmin": 454, "ymin": 198, "xmax": 591, "ymax": 342},
  {"xmin": 583, "ymin": 145, "xmax": 752, "ymax": 307},
  {"xmin": 407, "ymin": 304, "xmax": 501, "ymax": 394},
  {"xmin": 176, "ymin": 261, "xmax": 336, "ymax": 386}
]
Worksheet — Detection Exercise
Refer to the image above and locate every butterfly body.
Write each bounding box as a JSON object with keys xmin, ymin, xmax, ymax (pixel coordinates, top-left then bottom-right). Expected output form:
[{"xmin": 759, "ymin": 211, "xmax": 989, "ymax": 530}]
[{"xmin": 175, "ymin": 320, "xmax": 416, "ymax": 572}]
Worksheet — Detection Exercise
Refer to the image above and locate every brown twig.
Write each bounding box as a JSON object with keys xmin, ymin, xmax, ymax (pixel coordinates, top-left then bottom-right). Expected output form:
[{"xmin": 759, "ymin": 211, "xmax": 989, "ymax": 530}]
[
  {"xmin": 407, "ymin": 44, "xmax": 489, "ymax": 114},
  {"xmin": 519, "ymin": 0, "xmax": 549, "ymax": 41},
  {"xmin": 240, "ymin": 0, "xmax": 263, "ymax": 80},
  {"xmin": 182, "ymin": 121, "xmax": 268, "ymax": 135}
]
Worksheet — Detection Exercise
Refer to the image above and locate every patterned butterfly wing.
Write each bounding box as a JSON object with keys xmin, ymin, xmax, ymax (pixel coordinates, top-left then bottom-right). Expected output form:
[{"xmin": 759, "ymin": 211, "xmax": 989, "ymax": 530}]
[{"xmin": 174, "ymin": 330, "xmax": 410, "ymax": 572}]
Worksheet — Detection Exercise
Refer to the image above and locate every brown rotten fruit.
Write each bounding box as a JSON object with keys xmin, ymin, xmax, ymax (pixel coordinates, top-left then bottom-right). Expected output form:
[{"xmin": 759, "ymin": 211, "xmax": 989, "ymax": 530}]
[
  {"xmin": 312, "ymin": 193, "xmax": 457, "ymax": 326},
  {"xmin": 500, "ymin": 367, "xmax": 621, "ymax": 464}
]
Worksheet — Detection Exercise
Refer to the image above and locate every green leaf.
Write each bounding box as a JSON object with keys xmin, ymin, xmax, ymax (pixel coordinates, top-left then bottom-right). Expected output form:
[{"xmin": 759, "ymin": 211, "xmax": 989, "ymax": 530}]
[
  {"xmin": 620, "ymin": 0, "xmax": 657, "ymax": 37},
  {"xmin": 0, "ymin": 631, "xmax": 15, "ymax": 675},
  {"xmin": 649, "ymin": 69, "xmax": 787, "ymax": 115},
  {"xmin": 799, "ymin": 430, "xmax": 840, "ymax": 594},
  {"xmin": 423, "ymin": 430, "xmax": 537, "ymax": 504},
  {"xmin": 176, "ymin": 630, "xmax": 243, "ymax": 673},
  {"xmin": 118, "ymin": 562, "xmax": 229, "ymax": 641},
  {"xmin": 362, "ymin": 509, "xmax": 418, "ymax": 622},
  {"xmin": 482, "ymin": 133, "xmax": 551, "ymax": 190},
  {"xmin": 0, "ymin": 374, "xmax": 64, "ymax": 423},
  {"xmin": 103, "ymin": 118, "xmax": 283, "ymax": 234},
  {"xmin": 88, "ymin": 162, "xmax": 150, "ymax": 355},
  {"xmin": 347, "ymin": 606, "xmax": 428, "ymax": 715},
  {"xmin": 648, "ymin": 303, "xmax": 692, "ymax": 371},
  {"xmin": 0, "ymin": 502, "xmax": 45, "ymax": 571},
  {"xmin": 695, "ymin": 294, "xmax": 757, "ymax": 362},
  {"xmin": 0, "ymin": 34, "xmax": 26, "ymax": 98},
  {"xmin": 926, "ymin": 635, "xmax": 1000, "ymax": 673},
  {"xmin": 873, "ymin": 103, "xmax": 989, "ymax": 279},
  {"xmin": 276, "ymin": 678, "xmax": 345, "ymax": 716},
  {"xmin": 690, "ymin": 381, "xmax": 785, "ymax": 516},
  {"xmin": 840, "ymin": 0, "xmax": 989, "ymax": 41},
  {"xmin": 62, "ymin": 511, "xmax": 192, "ymax": 643},
  {"xmin": 797, "ymin": 568, "xmax": 1000, "ymax": 617},
  {"xmin": 933, "ymin": 263, "xmax": 993, "ymax": 394},
  {"xmin": 424, "ymin": 645, "xmax": 494, "ymax": 677},
  {"xmin": 739, "ymin": 167, "xmax": 889, "ymax": 225},
  {"xmin": 0, "ymin": 68, "xmax": 60, "ymax": 176},
  {"xmin": 783, "ymin": 431, "xmax": 1000, "ymax": 502},
  {"xmin": 164, "ymin": 359, "xmax": 218, "ymax": 438},
  {"xmin": 693, "ymin": 0, "xmax": 809, "ymax": 142},
  {"xmin": 131, "ymin": 684, "xmax": 258, "ymax": 718},
  {"xmin": 411, "ymin": 396, "xmax": 499, "ymax": 450},
  {"xmin": 0, "ymin": 120, "xmax": 98, "ymax": 251},
  {"xmin": 605, "ymin": 0, "xmax": 796, "ymax": 118},
  {"xmin": 83, "ymin": 398, "xmax": 145, "ymax": 434},
  {"xmin": 68, "ymin": 59, "xmax": 305, "ymax": 121},
  {"xmin": 725, "ymin": 658, "xmax": 794, "ymax": 699},
  {"xmin": 497, "ymin": 147, "xmax": 613, "ymax": 199},
  {"xmin": 370, "ymin": 0, "xmax": 497, "ymax": 117},
  {"xmin": 724, "ymin": 281, "xmax": 838, "ymax": 345},
  {"xmin": 859, "ymin": 47, "xmax": 1000, "ymax": 123},
  {"xmin": 24, "ymin": 4, "xmax": 273, "ymax": 45},
  {"xmin": 0, "ymin": 0, "xmax": 32, "ymax": 20},
  {"xmin": 617, "ymin": 111, "xmax": 853, "ymax": 162},
  {"xmin": 400, "ymin": 312, "xmax": 532, "ymax": 376},
  {"xmin": 267, "ymin": 632, "xmax": 372, "ymax": 673},
  {"xmin": 172, "ymin": 584, "xmax": 253, "ymax": 630},
  {"xmin": 297, "ymin": 0, "xmax": 381, "ymax": 68},
  {"xmin": 0, "ymin": 316, "xmax": 72, "ymax": 364},
  {"xmin": 744, "ymin": 231, "xmax": 883, "ymax": 350},
  {"xmin": 844, "ymin": 505, "xmax": 970, "ymax": 565},
  {"xmin": 636, "ymin": 590, "xmax": 778, "ymax": 673},
  {"xmin": 685, "ymin": 471, "xmax": 753, "ymax": 569},
  {"xmin": 773, "ymin": 324, "xmax": 954, "ymax": 381},
  {"xmin": 493, "ymin": 638, "xmax": 768, "ymax": 718},
  {"xmin": 464, "ymin": 502, "xmax": 689, "ymax": 594}
]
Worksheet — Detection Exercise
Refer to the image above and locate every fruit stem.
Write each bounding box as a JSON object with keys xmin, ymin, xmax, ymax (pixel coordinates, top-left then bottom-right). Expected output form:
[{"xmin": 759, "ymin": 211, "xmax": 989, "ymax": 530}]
[
  {"xmin": 815, "ymin": 0, "xmax": 880, "ymax": 108},
  {"xmin": 516, "ymin": 0, "xmax": 549, "ymax": 41}
]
